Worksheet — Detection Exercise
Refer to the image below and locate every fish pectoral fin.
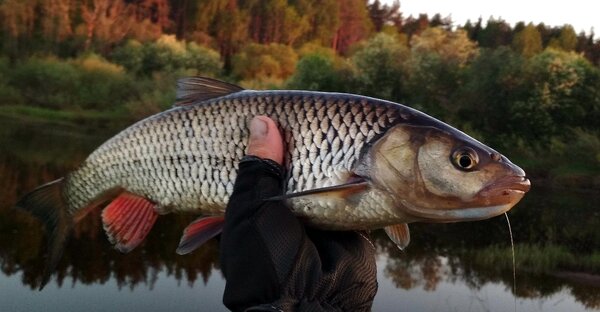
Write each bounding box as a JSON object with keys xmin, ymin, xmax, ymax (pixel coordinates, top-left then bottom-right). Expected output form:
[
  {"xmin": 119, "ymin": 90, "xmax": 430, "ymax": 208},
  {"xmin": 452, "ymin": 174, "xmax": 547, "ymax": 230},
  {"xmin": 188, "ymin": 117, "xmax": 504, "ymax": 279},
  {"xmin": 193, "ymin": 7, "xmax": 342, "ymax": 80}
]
[
  {"xmin": 265, "ymin": 179, "xmax": 369, "ymax": 201},
  {"xmin": 175, "ymin": 76, "xmax": 245, "ymax": 106},
  {"xmin": 384, "ymin": 223, "xmax": 410, "ymax": 250},
  {"xmin": 101, "ymin": 192, "xmax": 158, "ymax": 253},
  {"xmin": 176, "ymin": 216, "xmax": 225, "ymax": 255}
]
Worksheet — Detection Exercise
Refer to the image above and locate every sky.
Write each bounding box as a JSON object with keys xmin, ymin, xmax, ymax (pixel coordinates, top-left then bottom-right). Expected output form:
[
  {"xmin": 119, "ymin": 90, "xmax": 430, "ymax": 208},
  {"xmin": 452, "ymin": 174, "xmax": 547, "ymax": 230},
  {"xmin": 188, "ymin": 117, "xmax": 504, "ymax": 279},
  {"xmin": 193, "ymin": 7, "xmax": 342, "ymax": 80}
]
[{"xmin": 382, "ymin": 0, "xmax": 599, "ymax": 34}]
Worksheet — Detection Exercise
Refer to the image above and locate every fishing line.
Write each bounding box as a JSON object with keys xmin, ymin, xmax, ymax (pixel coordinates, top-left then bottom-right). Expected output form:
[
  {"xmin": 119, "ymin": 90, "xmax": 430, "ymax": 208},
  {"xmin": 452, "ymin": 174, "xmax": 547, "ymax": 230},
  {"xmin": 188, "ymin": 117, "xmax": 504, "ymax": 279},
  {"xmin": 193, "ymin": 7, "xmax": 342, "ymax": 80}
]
[{"xmin": 505, "ymin": 212, "xmax": 517, "ymax": 312}]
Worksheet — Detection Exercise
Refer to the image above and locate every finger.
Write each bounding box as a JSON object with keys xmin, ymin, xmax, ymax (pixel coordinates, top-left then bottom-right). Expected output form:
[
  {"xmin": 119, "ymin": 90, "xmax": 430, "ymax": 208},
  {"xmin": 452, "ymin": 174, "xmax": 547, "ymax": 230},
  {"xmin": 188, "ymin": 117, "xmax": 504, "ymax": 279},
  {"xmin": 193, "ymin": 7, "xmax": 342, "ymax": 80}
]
[{"xmin": 246, "ymin": 116, "xmax": 284, "ymax": 165}]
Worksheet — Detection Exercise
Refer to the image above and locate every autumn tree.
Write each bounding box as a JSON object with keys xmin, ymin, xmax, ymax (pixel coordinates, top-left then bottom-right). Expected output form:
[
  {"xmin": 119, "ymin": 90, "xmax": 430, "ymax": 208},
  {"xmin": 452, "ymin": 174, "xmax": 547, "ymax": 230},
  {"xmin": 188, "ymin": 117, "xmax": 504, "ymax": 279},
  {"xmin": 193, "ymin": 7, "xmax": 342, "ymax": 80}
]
[
  {"xmin": 367, "ymin": 0, "xmax": 401, "ymax": 32},
  {"xmin": 402, "ymin": 14, "xmax": 429, "ymax": 38},
  {"xmin": 293, "ymin": 0, "xmax": 340, "ymax": 47},
  {"xmin": 548, "ymin": 25, "xmax": 577, "ymax": 51},
  {"xmin": 332, "ymin": 0, "xmax": 373, "ymax": 54},
  {"xmin": 405, "ymin": 27, "xmax": 479, "ymax": 119},
  {"xmin": 512, "ymin": 23, "xmax": 543, "ymax": 57}
]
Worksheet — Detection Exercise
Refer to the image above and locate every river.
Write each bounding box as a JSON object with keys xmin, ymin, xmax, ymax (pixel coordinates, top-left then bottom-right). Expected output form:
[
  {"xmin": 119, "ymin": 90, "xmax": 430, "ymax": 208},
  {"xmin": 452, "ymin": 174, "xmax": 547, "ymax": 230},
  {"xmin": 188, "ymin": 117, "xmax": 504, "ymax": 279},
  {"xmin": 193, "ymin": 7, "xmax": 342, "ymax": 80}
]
[{"xmin": 0, "ymin": 117, "xmax": 598, "ymax": 311}]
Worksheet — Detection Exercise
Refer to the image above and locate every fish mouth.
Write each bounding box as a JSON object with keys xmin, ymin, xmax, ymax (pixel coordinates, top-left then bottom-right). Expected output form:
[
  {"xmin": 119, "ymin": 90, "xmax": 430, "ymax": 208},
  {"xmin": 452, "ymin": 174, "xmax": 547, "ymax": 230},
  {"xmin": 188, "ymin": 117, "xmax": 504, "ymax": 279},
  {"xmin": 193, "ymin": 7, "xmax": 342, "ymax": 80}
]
[
  {"xmin": 399, "ymin": 176, "xmax": 530, "ymax": 223},
  {"xmin": 478, "ymin": 175, "xmax": 531, "ymax": 197}
]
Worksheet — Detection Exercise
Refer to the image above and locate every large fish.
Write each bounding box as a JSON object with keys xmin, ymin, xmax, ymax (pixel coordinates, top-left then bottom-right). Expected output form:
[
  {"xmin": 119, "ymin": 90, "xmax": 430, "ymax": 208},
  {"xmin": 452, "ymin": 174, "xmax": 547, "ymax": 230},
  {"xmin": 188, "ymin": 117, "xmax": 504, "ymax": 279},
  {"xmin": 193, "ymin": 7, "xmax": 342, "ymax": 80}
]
[{"xmin": 16, "ymin": 77, "xmax": 530, "ymax": 288}]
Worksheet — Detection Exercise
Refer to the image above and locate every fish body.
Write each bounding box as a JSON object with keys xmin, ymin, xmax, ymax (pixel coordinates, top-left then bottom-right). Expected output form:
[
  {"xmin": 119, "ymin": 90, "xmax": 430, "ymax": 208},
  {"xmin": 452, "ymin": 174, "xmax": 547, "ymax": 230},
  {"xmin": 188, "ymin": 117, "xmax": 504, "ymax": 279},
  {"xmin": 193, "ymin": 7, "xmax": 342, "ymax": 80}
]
[
  {"xmin": 16, "ymin": 77, "xmax": 530, "ymax": 288},
  {"xmin": 66, "ymin": 89, "xmax": 401, "ymax": 228}
]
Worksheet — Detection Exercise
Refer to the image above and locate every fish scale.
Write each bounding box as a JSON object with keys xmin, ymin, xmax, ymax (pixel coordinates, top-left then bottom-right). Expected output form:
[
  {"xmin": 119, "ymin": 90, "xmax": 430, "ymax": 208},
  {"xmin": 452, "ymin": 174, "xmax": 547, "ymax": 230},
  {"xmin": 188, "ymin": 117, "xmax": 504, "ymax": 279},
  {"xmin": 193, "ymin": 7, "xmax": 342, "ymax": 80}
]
[{"xmin": 64, "ymin": 90, "xmax": 399, "ymax": 223}]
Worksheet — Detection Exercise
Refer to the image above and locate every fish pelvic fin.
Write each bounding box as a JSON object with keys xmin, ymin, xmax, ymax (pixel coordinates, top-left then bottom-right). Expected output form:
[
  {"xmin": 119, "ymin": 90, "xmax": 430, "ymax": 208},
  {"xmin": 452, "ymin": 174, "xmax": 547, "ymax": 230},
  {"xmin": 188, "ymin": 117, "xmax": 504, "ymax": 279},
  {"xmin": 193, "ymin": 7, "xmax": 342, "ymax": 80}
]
[
  {"xmin": 384, "ymin": 223, "xmax": 410, "ymax": 250},
  {"xmin": 101, "ymin": 192, "xmax": 158, "ymax": 253},
  {"xmin": 176, "ymin": 216, "xmax": 225, "ymax": 255},
  {"xmin": 14, "ymin": 178, "xmax": 72, "ymax": 290},
  {"xmin": 175, "ymin": 76, "xmax": 244, "ymax": 106}
]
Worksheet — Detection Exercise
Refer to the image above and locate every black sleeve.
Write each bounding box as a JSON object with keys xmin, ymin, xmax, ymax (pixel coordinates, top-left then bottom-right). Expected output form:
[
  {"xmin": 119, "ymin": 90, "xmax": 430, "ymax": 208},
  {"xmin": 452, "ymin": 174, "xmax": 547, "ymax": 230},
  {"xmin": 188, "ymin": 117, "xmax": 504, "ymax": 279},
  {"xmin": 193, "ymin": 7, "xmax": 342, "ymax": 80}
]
[{"xmin": 220, "ymin": 156, "xmax": 378, "ymax": 312}]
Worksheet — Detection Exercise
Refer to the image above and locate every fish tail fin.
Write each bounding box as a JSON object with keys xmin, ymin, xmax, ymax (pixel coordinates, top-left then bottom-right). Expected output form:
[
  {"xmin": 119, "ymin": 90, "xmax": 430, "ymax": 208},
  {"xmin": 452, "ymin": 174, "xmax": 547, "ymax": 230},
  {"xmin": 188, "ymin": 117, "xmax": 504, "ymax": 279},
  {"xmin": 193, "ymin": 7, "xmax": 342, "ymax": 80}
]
[{"xmin": 15, "ymin": 178, "xmax": 72, "ymax": 290}]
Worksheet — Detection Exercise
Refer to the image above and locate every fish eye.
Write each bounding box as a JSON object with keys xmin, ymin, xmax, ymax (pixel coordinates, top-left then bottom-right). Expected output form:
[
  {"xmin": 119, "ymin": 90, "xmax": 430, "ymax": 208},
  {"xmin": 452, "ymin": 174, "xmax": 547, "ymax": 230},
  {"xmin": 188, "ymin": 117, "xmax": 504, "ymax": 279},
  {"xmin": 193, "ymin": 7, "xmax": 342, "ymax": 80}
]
[{"xmin": 452, "ymin": 147, "xmax": 479, "ymax": 171}]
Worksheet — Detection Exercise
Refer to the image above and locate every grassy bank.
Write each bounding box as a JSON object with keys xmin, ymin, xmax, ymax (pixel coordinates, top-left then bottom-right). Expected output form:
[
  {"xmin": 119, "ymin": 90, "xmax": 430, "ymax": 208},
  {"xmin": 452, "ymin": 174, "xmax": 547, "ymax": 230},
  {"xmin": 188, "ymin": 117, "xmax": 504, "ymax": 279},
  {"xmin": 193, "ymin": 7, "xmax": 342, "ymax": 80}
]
[{"xmin": 468, "ymin": 244, "xmax": 600, "ymax": 275}]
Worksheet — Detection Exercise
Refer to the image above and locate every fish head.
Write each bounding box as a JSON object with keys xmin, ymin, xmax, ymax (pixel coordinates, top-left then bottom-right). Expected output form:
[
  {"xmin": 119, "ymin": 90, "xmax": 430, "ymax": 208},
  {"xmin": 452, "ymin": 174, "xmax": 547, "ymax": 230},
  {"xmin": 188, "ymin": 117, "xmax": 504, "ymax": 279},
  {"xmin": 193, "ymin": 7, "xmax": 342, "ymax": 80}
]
[{"xmin": 362, "ymin": 123, "xmax": 530, "ymax": 223}]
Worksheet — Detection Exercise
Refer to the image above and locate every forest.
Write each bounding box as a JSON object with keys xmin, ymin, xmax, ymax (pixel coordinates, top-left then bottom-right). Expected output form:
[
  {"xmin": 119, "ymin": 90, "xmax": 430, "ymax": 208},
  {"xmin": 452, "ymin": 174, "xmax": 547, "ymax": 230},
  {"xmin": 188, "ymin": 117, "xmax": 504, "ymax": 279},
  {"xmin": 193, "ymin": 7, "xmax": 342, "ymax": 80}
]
[{"xmin": 0, "ymin": 0, "xmax": 599, "ymax": 185}]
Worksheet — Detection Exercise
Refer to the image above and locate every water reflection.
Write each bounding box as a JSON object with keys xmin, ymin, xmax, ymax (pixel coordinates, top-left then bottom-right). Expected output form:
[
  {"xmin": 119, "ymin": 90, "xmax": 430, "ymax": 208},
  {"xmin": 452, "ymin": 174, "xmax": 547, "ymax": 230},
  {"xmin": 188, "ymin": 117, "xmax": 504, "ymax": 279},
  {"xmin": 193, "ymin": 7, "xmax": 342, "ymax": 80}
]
[{"xmin": 1, "ymin": 118, "xmax": 598, "ymax": 311}]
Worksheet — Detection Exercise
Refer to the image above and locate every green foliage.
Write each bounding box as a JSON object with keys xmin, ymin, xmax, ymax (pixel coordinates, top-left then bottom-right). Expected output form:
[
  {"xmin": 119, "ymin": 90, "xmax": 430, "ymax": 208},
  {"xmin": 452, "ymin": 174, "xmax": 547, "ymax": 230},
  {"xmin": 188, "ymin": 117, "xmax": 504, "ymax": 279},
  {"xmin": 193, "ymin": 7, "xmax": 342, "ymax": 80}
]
[
  {"xmin": 459, "ymin": 47, "xmax": 529, "ymax": 145},
  {"xmin": 7, "ymin": 55, "xmax": 134, "ymax": 110},
  {"xmin": 512, "ymin": 24, "xmax": 543, "ymax": 57},
  {"xmin": 0, "ymin": 57, "xmax": 23, "ymax": 105},
  {"xmin": 232, "ymin": 43, "xmax": 298, "ymax": 86},
  {"xmin": 110, "ymin": 36, "xmax": 223, "ymax": 77},
  {"xmin": 111, "ymin": 35, "xmax": 223, "ymax": 76},
  {"xmin": 286, "ymin": 52, "xmax": 352, "ymax": 92},
  {"xmin": 350, "ymin": 33, "xmax": 408, "ymax": 100},
  {"xmin": 401, "ymin": 28, "xmax": 479, "ymax": 120},
  {"xmin": 548, "ymin": 25, "xmax": 578, "ymax": 51},
  {"xmin": 526, "ymin": 49, "xmax": 600, "ymax": 134},
  {"xmin": 9, "ymin": 57, "xmax": 82, "ymax": 109}
]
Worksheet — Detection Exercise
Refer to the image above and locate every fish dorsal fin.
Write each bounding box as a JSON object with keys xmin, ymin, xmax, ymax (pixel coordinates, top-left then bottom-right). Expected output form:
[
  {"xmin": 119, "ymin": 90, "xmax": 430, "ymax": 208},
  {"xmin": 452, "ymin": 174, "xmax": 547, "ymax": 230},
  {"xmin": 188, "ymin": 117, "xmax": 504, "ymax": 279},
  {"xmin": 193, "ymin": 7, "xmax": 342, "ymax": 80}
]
[
  {"xmin": 265, "ymin": 179, "xmax": 369, "ymax": 201},
  {"xmin": 175, "ymin": 76, "xmax": 244, "ymax": 106},
  {"xmin": 385, "ymin": 223, "xmax": 410, "ymax": 250}
]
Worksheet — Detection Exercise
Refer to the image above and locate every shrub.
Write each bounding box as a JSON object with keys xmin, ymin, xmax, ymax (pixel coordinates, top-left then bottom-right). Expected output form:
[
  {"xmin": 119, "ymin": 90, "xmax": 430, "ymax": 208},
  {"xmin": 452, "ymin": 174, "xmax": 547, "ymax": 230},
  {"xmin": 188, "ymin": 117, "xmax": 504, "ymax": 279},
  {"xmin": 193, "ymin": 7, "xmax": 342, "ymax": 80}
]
[
  {"xmin": 71, "ymin": 54, "xmax": 134, "ymax": 110},
  {"xmin": 8, "ymin": 55, "xmax": 136, "ymax": 111},
  {"xmin": 232, "ymin": 43, "xmax": 298, "ymax": 84},
  {"xmin": 0, "ymin": 57, "xmax": 23, "ymax": 105},
  {"xmin": 110, "ymin": 35, "xmax": 223, "ymax": 77},
  {"xmin": 286, "ymin": 52, "xmax": 353, "ymax": 92},
  {"xmin": 9, "ymin": 57, "xmax": 81, "ymax": 109}
]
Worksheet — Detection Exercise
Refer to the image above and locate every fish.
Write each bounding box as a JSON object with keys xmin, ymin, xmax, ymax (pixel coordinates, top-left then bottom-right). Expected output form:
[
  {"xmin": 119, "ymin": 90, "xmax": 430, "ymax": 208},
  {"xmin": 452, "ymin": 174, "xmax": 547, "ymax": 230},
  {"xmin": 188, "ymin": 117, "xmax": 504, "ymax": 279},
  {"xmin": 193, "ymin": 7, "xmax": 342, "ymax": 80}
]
[{"xmin": 15, "ymin": 77, "xmax": 530, "ymax": 289}]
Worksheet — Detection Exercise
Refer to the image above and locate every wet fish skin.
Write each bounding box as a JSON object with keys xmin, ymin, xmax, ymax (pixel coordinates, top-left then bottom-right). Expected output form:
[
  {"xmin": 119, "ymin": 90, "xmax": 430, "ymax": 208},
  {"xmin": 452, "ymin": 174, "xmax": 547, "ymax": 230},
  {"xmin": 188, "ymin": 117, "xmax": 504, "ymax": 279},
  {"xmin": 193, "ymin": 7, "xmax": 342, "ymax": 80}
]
[{"xmin": 64, "ymin": 90, "xmax": 402, "ymax": 227}]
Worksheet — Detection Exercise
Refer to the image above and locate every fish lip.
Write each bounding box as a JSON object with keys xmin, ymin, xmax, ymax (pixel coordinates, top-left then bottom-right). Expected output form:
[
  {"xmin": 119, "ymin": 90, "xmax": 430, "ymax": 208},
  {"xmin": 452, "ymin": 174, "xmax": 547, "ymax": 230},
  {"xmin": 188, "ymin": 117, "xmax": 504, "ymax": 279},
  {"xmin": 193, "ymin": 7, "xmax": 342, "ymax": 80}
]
[{"xmin": 478, "ymin": 175, "xmax": 531, "ymax": 196}]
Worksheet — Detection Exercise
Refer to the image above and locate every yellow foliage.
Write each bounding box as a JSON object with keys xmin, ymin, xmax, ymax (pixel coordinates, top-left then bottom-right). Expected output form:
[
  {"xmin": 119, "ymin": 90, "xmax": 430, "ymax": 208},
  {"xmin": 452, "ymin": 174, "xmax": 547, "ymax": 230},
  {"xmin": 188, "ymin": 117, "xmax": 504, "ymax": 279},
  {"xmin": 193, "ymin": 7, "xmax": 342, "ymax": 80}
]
[{"xmin": 73, "ymin": 54, "xmax": 124, "ymax": 74}]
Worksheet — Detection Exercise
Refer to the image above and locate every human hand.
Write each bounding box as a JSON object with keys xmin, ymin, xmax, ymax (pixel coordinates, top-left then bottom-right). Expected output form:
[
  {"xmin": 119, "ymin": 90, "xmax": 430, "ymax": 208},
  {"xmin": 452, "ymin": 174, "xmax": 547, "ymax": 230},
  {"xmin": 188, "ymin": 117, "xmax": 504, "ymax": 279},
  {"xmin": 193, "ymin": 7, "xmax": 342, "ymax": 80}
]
[{"xmin": 220, "ymin": 116, "xmax": 378, "ymax": 312}]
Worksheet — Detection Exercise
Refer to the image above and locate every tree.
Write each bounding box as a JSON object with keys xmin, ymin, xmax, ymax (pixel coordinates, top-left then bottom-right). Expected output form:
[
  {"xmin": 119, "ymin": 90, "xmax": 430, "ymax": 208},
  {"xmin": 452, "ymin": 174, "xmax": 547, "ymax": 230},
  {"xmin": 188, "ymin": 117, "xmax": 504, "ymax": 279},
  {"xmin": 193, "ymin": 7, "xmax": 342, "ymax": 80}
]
[
  {"xmin": 548, "ymin": 25, "xmax": 577, "ymax": 51},
  {"xmin": 410, "ymin": 27, "xmax": 478, "ymax": 66},
  {"xmin": 287, "ymin": 52, "xmax": 351, "ymax": 92},
  {"xmin": 351, "ymin": 33, "xmax": 408, "ymax": 100},
  {"xmin": 232, "ymin": 43, "xmax": 298, "ymax": 85},
  {"xmin": 41, "ymin": 0, "xmax": 74, "ymax": 43},
  {"xmin": 367, "ymin": 0, "xmax": 401, "ymax": 33},
  {"xmin": 405, "ymin": 27, "xmax": 479, "ymax": 119},
  {"xmin": 512, "ymin": 23, "xmax": 542, "ymax": 57},
  {"xmin": 294, "ymin": 0, "xmax": 340, "ymax": 47},
  {"xmin": 80, "ymin": 0, "xmax": 136, "ymax": 51},
  {"xmin": 459, "ymin": 47, "xmax": 529, "ymax": 144},
  {"xmin": 332, "ymin": 0, "xmax": 373, "ymax": 54},
  {"xmin": 476, "ymin": 17, "xmax": 512, "ymax": 48}
]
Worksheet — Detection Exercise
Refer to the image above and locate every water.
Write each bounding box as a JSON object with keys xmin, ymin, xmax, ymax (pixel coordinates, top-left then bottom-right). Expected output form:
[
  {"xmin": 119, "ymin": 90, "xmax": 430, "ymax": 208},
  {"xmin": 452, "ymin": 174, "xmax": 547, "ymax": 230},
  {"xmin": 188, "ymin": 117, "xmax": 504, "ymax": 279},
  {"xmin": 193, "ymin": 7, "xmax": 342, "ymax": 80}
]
[{"xmin": 1, "ymin": 117, "xmax": 598, "ymax": 311}]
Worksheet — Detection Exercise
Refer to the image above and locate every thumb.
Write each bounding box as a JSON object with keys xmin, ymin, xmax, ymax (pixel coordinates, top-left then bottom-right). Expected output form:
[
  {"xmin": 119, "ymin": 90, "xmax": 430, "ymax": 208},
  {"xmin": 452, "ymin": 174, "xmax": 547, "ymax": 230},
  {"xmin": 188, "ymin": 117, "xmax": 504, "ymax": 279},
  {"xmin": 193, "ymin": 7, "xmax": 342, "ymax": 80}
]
[{"xmin": 246, "ymin": 116, "xmax": 284, "ymax": 165}]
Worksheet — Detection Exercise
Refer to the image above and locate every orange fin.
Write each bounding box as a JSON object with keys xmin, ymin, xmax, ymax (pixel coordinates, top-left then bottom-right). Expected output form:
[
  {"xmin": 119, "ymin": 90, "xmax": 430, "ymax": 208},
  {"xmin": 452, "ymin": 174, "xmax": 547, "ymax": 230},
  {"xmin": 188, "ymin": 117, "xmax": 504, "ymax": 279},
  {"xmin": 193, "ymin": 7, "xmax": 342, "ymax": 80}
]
[
  {"xmin": 176, "ymin": 216, "xmax": 225, "ymax": 255},
  {"xmin": 101, "ymin": 192, "xmax": 158, "ymax": 253},
  {"xmin": 385, "ymin": 223, "xmax": 410, "ymax": 250}
]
